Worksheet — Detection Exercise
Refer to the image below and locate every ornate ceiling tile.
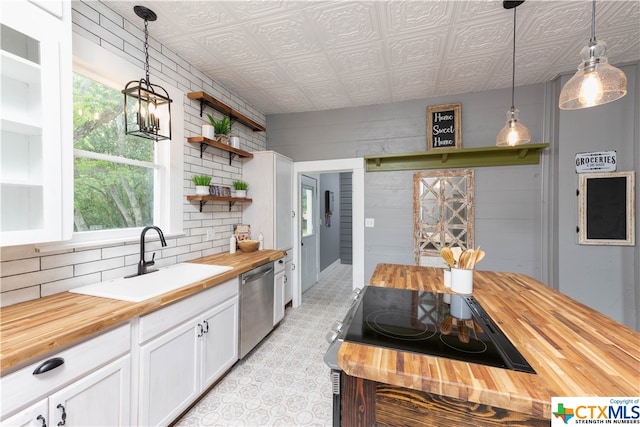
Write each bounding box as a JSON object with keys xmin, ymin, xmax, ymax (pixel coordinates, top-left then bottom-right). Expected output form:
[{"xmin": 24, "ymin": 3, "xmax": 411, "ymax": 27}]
[
  {"xmin": 388, "ymin": 34, "xmax": 445, "ymax": 68},
  {"xmin": 381, "ymin": 1, "xmax": 454, "ymax": 35},
  {"xmin": 310, "ymin": 2, "xmax": 381, "ymax": 47},
  {"xmin": 327, "ymin": 44, "xmax": 386, "ymax": 75}
]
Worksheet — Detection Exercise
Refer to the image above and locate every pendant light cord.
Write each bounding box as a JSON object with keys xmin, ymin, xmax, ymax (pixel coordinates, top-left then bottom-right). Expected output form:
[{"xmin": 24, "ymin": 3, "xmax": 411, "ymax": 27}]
[
  {"xmin": 590, "ymin": 0, "xmax": 597, "ymax": 44},
  {"xmin": 144, "ymin": 19, "xmax": 150, "ymax": 85},
  {"xmin": 510, "ymin": 6, "xmax": 516, "ymax": 110}
]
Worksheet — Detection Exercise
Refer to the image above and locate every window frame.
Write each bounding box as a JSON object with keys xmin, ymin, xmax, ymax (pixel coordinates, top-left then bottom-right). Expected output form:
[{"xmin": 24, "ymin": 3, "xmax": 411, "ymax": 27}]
[{"xmin": 68, "ymin": 34, "xmax": 183, "ymax": 245}]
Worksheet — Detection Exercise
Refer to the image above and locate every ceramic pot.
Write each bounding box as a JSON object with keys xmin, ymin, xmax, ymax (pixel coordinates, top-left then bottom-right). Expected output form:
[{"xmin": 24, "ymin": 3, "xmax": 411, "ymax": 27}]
[
  {"xmin": 195, "ymin": 186, "xmax": 210, "ymax": 196},
  {"xmin": 451, "ymin": 268, "xmax": 473, "ymax": 294},
  {"xmin": 202, "ymin": 124, "xmax": 214, "ymax": 139}
]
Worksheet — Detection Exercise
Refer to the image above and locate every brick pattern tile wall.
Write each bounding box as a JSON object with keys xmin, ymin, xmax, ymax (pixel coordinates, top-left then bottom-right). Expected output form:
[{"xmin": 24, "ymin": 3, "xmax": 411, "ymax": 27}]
[{"xmin": 0, "ymin": 1, "xmax": 266, "ymax": 307}]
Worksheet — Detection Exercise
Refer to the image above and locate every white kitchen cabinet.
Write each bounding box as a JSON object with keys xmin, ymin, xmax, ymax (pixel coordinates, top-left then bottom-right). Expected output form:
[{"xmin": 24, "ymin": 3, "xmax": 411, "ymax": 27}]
[
  {"xmin": 284, "ymin": 251, "xmax": 294, "ymax": 305},
  {"xmin": 274, "ymin": 259, "xmax": 286, "ymax": 326},
  {"xmin": 0, "ymin": 0, "xmax": 72, "ymax": 246},
  {"xmin": 0, "ymin": 323, "xmax": 131, "ymax": 426},
  {"xmin": 137, "ymin": 279, "xmax": 239, "ymax": 426},
  {"xmin": 243, "ymin": 151, "xmax": 293, "ymax": 251}
]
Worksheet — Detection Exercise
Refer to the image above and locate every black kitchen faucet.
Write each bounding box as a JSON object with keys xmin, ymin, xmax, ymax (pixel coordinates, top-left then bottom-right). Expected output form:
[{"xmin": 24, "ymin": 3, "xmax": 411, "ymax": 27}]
[{"xmin": 127, "ymin": 226, "xmax": 167, "ymax": 277}]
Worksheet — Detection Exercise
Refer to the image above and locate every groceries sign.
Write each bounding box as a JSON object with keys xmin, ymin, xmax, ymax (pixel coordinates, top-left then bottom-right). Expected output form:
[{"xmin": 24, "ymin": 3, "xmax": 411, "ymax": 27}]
[{"xmin": 575, "ymin": 151, "xmax": 617, "ymax": 173}]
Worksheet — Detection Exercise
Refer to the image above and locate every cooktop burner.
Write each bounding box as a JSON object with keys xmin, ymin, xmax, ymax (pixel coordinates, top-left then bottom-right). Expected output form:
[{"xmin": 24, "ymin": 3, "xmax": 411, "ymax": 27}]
[{"xmin": 342, "ymin": 286, "xmax": 535, "ymax": 373}]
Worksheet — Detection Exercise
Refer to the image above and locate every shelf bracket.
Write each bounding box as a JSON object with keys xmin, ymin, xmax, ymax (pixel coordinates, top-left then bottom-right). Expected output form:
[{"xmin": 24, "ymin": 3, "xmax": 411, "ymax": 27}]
[
  {"xmin": 441, "ymin": 153, "xmax": 449, "ymax": 163},
  {"xmin": 228, "ymin": 201, "xmax": 235, "ymax": 211},
  {"xmin": 199, "ymin": 143, "xmax": 207, "ymax": 159},
  {"xmin": 198, "ymin": 200, "xmax": 207, "ymax": 212},
  {"xmin": 517, "ymin": 148, "xmax": 529, "ymax": 159},
  {"xmin": 198, "ymin": 101, "xmax": 205, "ymax": 118},
  {"xmin": 229, "ymin": 151, "xmax": 238, "ymax": 165},
  {"xmin": 375, "ymin": 158, "xmax": 381, "ymax": 167}
]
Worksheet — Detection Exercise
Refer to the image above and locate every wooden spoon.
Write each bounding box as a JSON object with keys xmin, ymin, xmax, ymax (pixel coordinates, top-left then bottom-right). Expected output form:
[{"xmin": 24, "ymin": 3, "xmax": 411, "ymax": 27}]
[{"xmin": 440, "ymin": 247, "xmax": 455, "ymax": 268}]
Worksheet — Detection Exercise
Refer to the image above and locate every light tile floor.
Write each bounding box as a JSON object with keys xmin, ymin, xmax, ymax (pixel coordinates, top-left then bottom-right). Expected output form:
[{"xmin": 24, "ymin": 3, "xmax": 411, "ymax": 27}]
[{"xmin": 175, "ymin": 263, "xmax": 354, "ymax": 427}]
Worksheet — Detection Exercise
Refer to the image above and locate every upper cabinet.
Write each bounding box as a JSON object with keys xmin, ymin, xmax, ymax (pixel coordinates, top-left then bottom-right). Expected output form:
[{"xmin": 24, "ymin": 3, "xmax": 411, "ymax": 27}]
[{"xmin": 0, "ymin": 0, "xmax": 72, "ymax": 246}]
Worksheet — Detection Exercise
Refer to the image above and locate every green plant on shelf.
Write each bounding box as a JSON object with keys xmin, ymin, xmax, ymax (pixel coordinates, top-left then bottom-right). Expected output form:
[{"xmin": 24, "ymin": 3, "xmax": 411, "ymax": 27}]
[
  {"xmin": 192, "ymin": 175, "xmax": 212, "ymax": 186},
  {"xmin": 233, "ymin": 180, "xmax": 248, "ymax": 190},
  {"xmin": 207, "ymin": 114, "xmax": 231, "ymax": 136}
]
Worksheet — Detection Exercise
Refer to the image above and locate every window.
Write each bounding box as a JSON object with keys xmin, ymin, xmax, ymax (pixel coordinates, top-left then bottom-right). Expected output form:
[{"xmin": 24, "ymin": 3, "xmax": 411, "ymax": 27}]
[
  {"xmin": 73, "ymin": 73, "xmax": 157, "ymax": 232},
  {"xmin": 70, "ymin": 34, "xmax": 183, "ymax": 244},
  {"xmin": 413, "ymin": 169, "xmax": 474, "ymax": 265},
  {"xmin": 301, "ymin": 184, "xmax": 314, "ymax": 237}
]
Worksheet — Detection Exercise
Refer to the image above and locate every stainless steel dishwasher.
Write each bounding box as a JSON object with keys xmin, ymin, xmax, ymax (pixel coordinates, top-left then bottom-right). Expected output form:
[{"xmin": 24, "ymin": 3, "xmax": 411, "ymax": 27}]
[{"xmin": 239, "ymin": 262, "xmax": 275, "ymax": 358}]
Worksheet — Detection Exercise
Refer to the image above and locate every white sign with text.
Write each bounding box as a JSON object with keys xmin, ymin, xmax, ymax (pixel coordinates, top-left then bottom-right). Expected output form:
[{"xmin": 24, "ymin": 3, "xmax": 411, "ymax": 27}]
[{"xmin": 575, "ymin": 151, "xmax": 617, "ymax": 173}]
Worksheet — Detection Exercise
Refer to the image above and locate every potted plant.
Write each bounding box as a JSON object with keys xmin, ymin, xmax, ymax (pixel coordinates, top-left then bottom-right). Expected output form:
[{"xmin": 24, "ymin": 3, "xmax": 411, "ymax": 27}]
[
  {"xmin": 233, "ymin": 180, "xmax": 248, "ymax": 198},
  {"xmin": 207, "ymin": 114, "xmax": 231, "ymax": 143},
  {"xmin": 192, "ymin": 174, "xmax": 212, "ymax": 196}
]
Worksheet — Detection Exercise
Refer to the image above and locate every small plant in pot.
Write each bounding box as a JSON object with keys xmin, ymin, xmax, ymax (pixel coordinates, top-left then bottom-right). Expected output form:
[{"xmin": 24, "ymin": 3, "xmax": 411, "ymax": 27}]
[
  {"xmin": 193, "ymin": 175, "xmax": 212, "ymax": 196},
  {"xmin": 233, "ymin": 180, "xmax": 248, "ymax": 198},
  {"xmin": 207, "ymin": 114, "xmax": 231, "ymax": 143}
]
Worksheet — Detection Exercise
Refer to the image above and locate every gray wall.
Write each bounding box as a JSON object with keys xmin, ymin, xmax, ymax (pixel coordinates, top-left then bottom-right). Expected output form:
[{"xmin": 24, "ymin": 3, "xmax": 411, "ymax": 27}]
[
  {"xmin": 319, "ymin": 174, "xmax": 341, "ymax": 271},
  {"xmin": 267, "ymin": 62, "xmax": 639, "ymax": 330},
  {"xmin": 340, "ymin": 172, "xmax": 353, "ymax": 265}
]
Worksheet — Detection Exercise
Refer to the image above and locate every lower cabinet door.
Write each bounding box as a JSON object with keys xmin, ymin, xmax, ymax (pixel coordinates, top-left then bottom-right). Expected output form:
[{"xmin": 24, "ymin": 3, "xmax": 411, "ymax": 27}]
[
  {"xmin": 0, "ymin": 399, "xmax": 48, "ymax": 427},
  {"xmin": 48, "ymin": 355, "xmax": 131, "ymax": 426},
  {"xmin": 274, "ymin": 271, "xmax": 285, "ymax": 325},
  {"xmin": 139, "ymin": 319, "xmax": 199, "ymax": 426},
  {"xmin": 201, "ymin": 296, "xmax": 239, "ymax": 390}
]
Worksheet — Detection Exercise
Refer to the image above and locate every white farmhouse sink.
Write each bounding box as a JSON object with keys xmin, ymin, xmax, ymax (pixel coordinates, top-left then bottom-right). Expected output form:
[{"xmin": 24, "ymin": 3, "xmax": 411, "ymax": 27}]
[{"xmin": 70, "ymin": 263, "xmax": 233, "ymax": 302}]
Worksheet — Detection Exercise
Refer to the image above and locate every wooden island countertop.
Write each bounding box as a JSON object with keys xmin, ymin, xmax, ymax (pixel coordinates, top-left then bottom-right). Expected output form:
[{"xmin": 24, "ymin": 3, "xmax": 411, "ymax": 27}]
[
  {"xmin": 337, "ymin": 264, "xmax": 640, "ymax": 423},
  {"xmin": 0, "ymin": 250, "xmax": 285, "ymax": 373}
]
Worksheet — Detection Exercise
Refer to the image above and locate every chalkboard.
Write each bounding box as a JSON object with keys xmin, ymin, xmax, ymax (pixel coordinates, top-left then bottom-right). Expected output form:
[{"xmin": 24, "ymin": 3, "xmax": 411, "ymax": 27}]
[
  {"xmin": 427, "ymin": 103, "xmax": 461, "ymax": 150},
  {"xmin": 578, "ymin": 171, "xmax": 635, "ymax": 245}
]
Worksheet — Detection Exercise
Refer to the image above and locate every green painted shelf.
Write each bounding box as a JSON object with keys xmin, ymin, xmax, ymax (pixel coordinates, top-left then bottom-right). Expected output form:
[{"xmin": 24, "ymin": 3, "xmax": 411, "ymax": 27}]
[{"xmin": 364, "ymin": 143, "xmax": 550, "ymax": 172}]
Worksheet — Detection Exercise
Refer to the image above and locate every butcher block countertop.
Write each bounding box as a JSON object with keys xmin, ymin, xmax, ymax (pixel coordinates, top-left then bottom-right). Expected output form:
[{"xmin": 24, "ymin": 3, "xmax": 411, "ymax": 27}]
[
  {"xmin": 337, "ymin": 263, "xmax": 640, "ymax": 419},
  {"xmin": 0, "ymin": 250, "xmax": 285, "ymax": 373}
]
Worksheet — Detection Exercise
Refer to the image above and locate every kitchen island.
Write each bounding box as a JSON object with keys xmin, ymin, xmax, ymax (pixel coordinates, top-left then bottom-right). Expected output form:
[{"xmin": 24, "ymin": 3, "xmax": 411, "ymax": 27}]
[{"xmin": 337, "ymin": 264, "xmax": 640, "ymax": 426}]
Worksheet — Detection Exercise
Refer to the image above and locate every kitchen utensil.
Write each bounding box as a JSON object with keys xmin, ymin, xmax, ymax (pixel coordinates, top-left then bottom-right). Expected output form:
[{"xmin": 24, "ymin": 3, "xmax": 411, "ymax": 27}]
[
  {"xmin": 475, "ymin": 248, "xmax": 485, "ymax": 266},
  {"xmin": 458, "ymin": 251, "xmax": 470, "ymax": 270},
  {"xmin": 451, "ymin": 247, "xmax": 463, "ymax": 264},
  {"xmin": 440, "ymin": 247, "xmax": 455, "ymax": 268}
]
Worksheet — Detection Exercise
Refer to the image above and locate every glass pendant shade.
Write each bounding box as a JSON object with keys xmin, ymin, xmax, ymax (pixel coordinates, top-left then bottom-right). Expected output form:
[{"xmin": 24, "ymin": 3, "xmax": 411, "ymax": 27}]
[
  {"xmin": 496, "ymin": 107, "xmax": 531, "ymax": 146},
  {"xmin": 123, "ymin": 78, "xmax": 172, "ymax": 141},
  {"xmin": 559, "ymin": 40, "xmax": 627, "ymax": 109}
]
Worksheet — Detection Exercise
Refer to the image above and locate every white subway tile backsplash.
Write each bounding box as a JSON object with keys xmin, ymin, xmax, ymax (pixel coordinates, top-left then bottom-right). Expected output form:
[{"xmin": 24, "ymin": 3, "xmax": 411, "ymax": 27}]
[
  {"xmin": 1, "ymin": 1, "xmax": 266, "ymax": 306},
  {"xmin": 74, "ymin": 258, "xmax": 124, "ymax": 277},
  {"xmin": 1, "ymin": 267, "xmax": 73, "ymax": 292},
  {"xmin": 41, "ymin": 273, "xmax": 102, "ymax": 297},
  {"xmin": 41, "ymin": 249, "xmax": 102, "ymax": 270},
  {"xmin": 1, "ymin": 258, "xmax": 39, "ymax": 277}
]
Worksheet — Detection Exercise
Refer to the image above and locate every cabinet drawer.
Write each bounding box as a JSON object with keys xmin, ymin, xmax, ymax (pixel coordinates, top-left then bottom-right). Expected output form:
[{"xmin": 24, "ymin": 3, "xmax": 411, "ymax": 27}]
[
  {"xmin": 138, "ymin": 278, "xmax": 238, "ymax": 343},
  {"xmin": 0, "ymin": 322, "xmax": 130, "ymax": 418}
]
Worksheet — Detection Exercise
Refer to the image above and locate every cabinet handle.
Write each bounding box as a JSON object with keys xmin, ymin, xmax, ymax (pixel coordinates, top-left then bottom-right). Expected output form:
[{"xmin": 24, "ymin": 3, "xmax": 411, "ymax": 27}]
[
  {"xmin": 197, "ymin": 323, "xmax": 204, "ymax": 337},
  {"xmin": 203, "ymin": 320, "xmax": 209, "ymax": 334},
  {"xmin": 284, "ymin": 274, "xmax": 288, "ymax": 284},
  {"xmin": 36, "ymin": 415, "xmax": 47, "ymax": 427},
  {"xmin": 56, "ymin": 404, "xmax": 66, "ymax": 426},
  {"xmin": 291, "ymin": 211, "xmax": 295, "ymax": 218},
  {"xmin": 32, "ymin": 357, "xmax": 65, "ymax": 375}
]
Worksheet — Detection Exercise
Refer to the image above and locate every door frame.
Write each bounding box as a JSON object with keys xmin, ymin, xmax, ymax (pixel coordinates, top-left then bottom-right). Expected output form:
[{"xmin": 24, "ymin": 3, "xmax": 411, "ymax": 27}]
[
  {"xmin": 300, "ymin": 174, "xmax": 319, "ymax": 293},
  {"xmin": 291, "ymin": 158, "xmax": 365, "ymax": 308}
]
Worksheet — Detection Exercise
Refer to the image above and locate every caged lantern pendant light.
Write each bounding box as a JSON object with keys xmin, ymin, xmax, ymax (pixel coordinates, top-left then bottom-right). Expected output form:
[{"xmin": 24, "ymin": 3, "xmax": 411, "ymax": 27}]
[
  {"xmin": 558, "ymin": 0, "xmax": 627, "ymax": 110},
  {"xmin": 122, "ymin": 5, "xmax": 172, "ymax": 141},
  {"xmin": 496, "ymin": 1, "xmax": 530, "ymax": 147}
]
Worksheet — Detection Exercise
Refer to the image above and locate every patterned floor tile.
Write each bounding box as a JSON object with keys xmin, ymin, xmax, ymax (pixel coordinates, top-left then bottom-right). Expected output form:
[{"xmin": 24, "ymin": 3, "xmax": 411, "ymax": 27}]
[{"xmin": 175, "ymin": 263, "xmax": 353, "ymax": 427}]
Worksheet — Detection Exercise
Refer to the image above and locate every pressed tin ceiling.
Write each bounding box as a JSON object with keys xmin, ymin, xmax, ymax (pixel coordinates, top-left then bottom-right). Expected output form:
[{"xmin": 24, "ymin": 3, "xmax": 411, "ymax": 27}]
[{"xmin": 103, "ymin": 1, "xmax": 640, "ymax": 115}]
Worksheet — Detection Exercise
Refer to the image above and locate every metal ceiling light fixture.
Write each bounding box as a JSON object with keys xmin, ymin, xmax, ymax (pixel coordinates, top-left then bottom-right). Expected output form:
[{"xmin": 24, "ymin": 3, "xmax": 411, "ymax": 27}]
[
  {"xmin": 122, "ymin": 5, "xmax": 172, "ymax": 141},
  {"xmin": 496, "ymin": 1, "xmax": 531, "ymax": 147},
  {"xmin": 558, "ymin": 0, "xmax": 627, "ymax": 110}
]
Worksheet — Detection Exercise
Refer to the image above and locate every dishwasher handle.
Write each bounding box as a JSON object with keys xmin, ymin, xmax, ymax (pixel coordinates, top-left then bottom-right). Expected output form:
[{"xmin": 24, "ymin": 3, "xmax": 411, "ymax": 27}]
[{"xmin": 243, "ymin": 266, "xmax": 274, "ymax": 284}]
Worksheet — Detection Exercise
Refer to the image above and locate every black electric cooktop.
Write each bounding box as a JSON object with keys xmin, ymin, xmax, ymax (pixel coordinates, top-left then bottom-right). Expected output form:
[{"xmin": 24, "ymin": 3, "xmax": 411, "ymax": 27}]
[{"xmin": 343, "ymin": 286, "xmax": 535, "ymax": 373}]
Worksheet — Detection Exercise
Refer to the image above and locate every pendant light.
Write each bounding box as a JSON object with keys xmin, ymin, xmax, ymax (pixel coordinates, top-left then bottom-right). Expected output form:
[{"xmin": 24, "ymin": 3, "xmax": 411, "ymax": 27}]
[
  {"xmin": 496, "ymin": 1, "xmax": 531, "ymax": 147},
  {"xmin": 122, "ymin": 6, "xmax": 172, "ymax": 141},
  {"xmin": 559, "ymin": 0, "xmax": 627, "ymax": 110}
]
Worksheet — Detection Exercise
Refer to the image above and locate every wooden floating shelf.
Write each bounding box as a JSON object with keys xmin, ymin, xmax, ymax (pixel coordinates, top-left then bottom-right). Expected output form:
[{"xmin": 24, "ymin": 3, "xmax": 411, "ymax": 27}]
[
  {"xmin": 187, "ymin": 91, "xmax": 266, "ymax": 132},
  {"xmin": 187, "ymin": 136, "xmax": 254, "ymax": 164},
  {"xmin": 364, "ymin": 143, "xmax": 549, "ymax": 172},
  {"xmin": 186, "ymin": 195, "xmax": 252, "ymax": 212}
]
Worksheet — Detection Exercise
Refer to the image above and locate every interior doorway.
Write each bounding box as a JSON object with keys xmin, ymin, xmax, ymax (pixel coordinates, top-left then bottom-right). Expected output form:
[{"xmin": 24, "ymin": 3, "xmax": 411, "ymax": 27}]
[
  {"xmin": 300, "ymin": 174, "xmax": 319, "ymax": 293},
  {"xmin": 291, "ymin": 158, "xmax": 365, "ymax": 308}
]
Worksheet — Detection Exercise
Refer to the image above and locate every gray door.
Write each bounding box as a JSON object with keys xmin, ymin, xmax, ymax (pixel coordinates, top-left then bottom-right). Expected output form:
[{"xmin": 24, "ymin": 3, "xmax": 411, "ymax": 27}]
[{"xmin": 300, "ymin": 175, "xmax": 318, "ymax": 293}]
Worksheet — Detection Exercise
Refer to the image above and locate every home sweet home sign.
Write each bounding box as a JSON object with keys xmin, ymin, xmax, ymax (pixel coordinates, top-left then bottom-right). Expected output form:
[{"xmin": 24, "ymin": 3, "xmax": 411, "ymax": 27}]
[{"xmin": 427, "ymin": 103, "xmax": 461, "ymax": 150}]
